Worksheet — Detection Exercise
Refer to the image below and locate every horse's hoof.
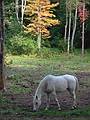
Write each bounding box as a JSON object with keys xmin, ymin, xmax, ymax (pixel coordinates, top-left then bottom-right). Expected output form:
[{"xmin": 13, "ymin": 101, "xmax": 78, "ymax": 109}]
[
  {"xmin": 72, "ymin": 106, "xmax": 76, "ymax": 110},
  {"xmin": 58, "ymin": 108, "xmax": 61, "ymax": 111},
  {"xmin": 33, "ymin": 110, "xmax": 37, "ymax": 112},
  {"xmin": 45, "ymin": 108, "xmax": 48, "ymax": 111}
]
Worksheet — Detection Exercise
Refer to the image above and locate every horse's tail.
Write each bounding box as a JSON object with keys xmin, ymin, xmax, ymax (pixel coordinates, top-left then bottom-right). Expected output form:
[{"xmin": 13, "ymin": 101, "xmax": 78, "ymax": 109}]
[{"xmin": 74, "ymin": 76, "xmax": 79, "ymax": 92}]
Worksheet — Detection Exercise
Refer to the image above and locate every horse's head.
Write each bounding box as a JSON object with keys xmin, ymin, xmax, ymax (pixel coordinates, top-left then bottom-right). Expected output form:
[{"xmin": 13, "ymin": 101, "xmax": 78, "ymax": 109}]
[{"xmin": 33, "ymin": 95, "xmax": 41, "ymax": 111}]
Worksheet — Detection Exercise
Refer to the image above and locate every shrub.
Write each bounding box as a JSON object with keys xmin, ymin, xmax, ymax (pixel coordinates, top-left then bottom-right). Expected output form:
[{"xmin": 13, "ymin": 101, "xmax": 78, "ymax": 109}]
[
  {"xmin": 36, "ymin": 47, "xmax": 61, "ymax": 58},
  {"xmin": 6, "ymin": 35, "xmax": 37, "ymax": 55},
  {"xmin": 57, "ymin": 39, "xmax": 67, "ymax": 52}
]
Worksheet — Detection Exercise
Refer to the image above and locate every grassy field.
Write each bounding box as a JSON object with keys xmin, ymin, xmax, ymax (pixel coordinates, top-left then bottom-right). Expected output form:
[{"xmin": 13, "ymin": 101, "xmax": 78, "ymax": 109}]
[{"xmin": 0, "ymin": 51, "xmax": 90, "ymax": 120}]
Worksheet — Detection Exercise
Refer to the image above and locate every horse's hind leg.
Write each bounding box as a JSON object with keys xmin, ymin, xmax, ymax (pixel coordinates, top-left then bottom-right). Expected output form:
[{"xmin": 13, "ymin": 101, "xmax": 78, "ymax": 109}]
[
  {"xmin": 68, "ymin": 89, "xmax": 77, "ymax": 109},
  {"xmin": 72, "ymin": 91, "xmax": 77, "ymax": 109}
]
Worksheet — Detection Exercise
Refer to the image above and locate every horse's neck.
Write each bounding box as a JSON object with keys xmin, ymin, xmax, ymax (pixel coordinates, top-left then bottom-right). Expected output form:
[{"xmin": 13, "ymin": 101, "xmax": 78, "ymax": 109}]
[
  {"xmin": 35, "ymin": 85, "xmax": 42, "ymax": 99},
  {"xmin": 35, "ymin": 79, "xmax": 45, "ymax": 99}
]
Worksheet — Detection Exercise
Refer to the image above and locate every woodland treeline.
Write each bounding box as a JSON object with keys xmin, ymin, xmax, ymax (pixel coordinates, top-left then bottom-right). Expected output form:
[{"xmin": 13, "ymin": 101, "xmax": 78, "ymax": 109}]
[{"xmin": 5, "ymin": 0, "xmax": 90, "ymax": 55}]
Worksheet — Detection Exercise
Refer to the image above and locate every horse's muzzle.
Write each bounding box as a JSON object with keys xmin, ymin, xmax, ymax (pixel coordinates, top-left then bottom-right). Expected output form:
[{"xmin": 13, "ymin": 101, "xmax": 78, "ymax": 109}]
[{"xmin": 33, "ymin": 108, "xmax": 37, "ymax": 112}]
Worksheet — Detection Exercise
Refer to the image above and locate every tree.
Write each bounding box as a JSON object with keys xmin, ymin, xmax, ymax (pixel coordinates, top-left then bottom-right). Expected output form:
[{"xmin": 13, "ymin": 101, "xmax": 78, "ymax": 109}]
[
  {"xmin": 78, "ymin": 0, "xmax": 89, "ymax": 55},
  {"xmin": 15, "ymin": 0, "xmax": 19, "ymax": 23},
  {"xmin": 24, "ymin": 0, "xmax": 59, "ymax": 50},
  {"xmin": 71, "ymin": 0, "xmax": 78, "ymax": 51},
  {"xmin": 67, "ymin": 0, "xmax": 72, "ymax": 54},
  {"xmin": 21, "ymin": 0, "xmax": 26, "ymax": 25},
  {"xmin": 0, "ymin": 0, "xmax": 5, "ymax": 90},
  {"xmin": 82, "ymin": 1, "xmax": 85, "ymax": 55},
  {"xmin": 15, "ymin": 0, "xmax": 26, "ymax": 25},
  {"xmin": 64, "ymin": 0, "xmax": 68, "ymax": 43}
]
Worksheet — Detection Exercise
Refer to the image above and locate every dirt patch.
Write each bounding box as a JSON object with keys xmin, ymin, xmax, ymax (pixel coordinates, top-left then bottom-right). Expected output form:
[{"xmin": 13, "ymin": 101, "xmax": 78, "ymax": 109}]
[{"xmin": 6, "ymin": 72, "xmax": 90, "ymax": 108}]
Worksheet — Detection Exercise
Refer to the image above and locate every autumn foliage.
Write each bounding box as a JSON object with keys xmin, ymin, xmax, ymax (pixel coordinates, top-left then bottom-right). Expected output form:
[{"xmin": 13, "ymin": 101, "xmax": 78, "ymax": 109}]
[
  {"xmin": 24, "ymin": 0, "xmax": 59, "ymax": 38},
  {"xmin": 78, "ymin": 3, "xmax": 89, "ymax": 23}
]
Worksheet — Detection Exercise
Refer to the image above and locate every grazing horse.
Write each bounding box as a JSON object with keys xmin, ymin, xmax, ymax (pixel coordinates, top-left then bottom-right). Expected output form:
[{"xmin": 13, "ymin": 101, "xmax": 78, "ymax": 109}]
[{"xmin": 33, "ymin": 74, "xmax": 79, "ymax": 111}]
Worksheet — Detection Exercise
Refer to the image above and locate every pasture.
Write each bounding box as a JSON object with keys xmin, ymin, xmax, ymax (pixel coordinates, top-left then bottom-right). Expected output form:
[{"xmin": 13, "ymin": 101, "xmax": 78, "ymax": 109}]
[{"xmin": 0, "ymin": 52, "xmax": 90, "ymax": 120}]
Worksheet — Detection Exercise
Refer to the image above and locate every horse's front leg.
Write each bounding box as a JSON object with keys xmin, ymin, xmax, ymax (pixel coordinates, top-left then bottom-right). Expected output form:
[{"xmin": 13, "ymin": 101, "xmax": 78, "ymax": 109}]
[
  {"xmin": 53, "ymin": 91, "xmax": 61, "ymax": 110},
  {"xmin": 45, "ymin": 93, "xmax": 50, "ymax": 110}
]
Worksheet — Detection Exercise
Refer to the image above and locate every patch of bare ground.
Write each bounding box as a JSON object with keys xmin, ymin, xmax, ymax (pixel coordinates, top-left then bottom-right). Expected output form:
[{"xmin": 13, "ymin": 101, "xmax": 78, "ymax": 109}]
[{"xmin": 5, "ymin": 72, "xmax": 90, "ymax": 108}]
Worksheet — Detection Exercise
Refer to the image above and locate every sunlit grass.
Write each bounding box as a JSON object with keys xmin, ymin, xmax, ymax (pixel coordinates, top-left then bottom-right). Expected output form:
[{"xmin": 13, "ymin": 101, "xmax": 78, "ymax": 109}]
[
  {"xmin": 6, "ymin": 51, "xmax": 90, "ymax": 74},
  {"xmin": 6, "ymin": 52, "xmax": 90, "ymax": 77}
]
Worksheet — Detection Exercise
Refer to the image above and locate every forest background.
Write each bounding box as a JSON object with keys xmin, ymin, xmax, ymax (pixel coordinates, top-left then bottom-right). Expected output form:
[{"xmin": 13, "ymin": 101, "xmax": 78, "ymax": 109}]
[{"xmin": 5, "ymin": 0, "xmax": 90, "ymax": 56}]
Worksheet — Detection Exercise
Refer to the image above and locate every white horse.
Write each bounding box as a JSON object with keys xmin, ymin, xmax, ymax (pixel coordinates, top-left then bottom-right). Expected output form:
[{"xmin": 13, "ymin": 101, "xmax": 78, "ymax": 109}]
[{"xmin": 33, "ymin": 74, "xmax": 79, "ymax": 111}]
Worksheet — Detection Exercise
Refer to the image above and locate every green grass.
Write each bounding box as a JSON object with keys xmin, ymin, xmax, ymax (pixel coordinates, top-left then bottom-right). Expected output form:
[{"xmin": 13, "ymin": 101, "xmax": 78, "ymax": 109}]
[
  {"xmin": 6, "ymin": 51, "xmax": 90, "ymax": 75},
  {"xmin": 1, "ymin": 50, "xmax": 90, "ymax": 119},
  {"xmin": 5, "ymin": 51, "xmax": 90, "ymax": 93},
  {"xmin": 30, "ymin": 108, "xmax": 90, "ymax": 117},
  {"xmin": 0, "ymin": 103, "xmax": 90, "ymax": 117}
]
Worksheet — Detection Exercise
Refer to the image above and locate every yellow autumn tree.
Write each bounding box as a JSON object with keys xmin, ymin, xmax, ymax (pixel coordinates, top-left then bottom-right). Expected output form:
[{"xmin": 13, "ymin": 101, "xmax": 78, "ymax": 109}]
[{"xmin": 24, "ymin": 0, "xmax": 59, "ymax": 49}]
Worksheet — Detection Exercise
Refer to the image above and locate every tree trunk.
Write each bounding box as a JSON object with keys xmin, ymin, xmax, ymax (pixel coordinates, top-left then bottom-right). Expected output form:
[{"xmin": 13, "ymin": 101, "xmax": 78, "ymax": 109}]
[
  {"xmin": 21, "ymin": 0, "xmax": 24, "ymax": 25},
  {"xmin": 82, "ymin": 2, "xmax": 85, "ymax": 55},
  {"xmin": 21, "ymin": 0, "xmax": 27, "ymax": 25},
  {"xmin": 16, "ymin": 0, "xmax": 26, "ymax": 24},
  {"xmin": 64, "ymin": 0, "xmax": 68, "ymax": 42},
  {"xmin": 15, "ymin": 0, "xmax": 19, "ymax": 23},
  {"xmin": 37, "ymin": 32, "xmax": 41, "ymax": 50},
  {"xmin": 67, "ymin": 3, "xmax": 72, "ymax": 54},
  {"xmin": 71, "ymin": 0, "xmax": 78, "ymax": 51},
  {"xmin": 0, "ymin": 0, "xmax": 4, "ymax": 90},
  {"xmin": 37, "ymin": 3, "xmax": 42, "ymax": 50}
]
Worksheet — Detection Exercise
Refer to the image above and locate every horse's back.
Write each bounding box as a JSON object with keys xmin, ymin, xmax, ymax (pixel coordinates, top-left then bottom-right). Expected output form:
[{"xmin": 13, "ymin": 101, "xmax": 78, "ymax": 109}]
[
  {"xmin": 43, "ymin": 75, "xmax": 68, "ymax": 92},
  {"xmin": 41, "ymin": 74, "xmax": 78, "ymax": 93}
]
